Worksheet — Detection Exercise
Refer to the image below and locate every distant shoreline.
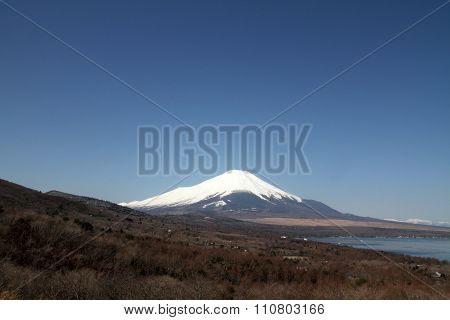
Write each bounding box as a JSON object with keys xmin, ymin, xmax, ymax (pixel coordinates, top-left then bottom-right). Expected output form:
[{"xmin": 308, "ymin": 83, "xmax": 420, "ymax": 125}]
[{"xmin": 241, "ymin": 217, "xmax": 450, "ymax": 233}]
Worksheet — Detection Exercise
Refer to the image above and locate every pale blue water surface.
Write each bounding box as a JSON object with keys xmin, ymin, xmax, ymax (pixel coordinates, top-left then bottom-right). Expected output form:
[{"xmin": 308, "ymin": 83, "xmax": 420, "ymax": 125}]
[{"xmin": 312, "ymin": 237, "xmax": 450, "ymax": 262}]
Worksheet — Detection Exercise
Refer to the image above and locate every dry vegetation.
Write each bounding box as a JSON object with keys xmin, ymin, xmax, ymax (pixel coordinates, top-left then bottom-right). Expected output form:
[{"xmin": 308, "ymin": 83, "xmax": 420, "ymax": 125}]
[
  {"xmin": 0, "ymin": 179, "xmax": 449, "ymax": 299},
  {"xmin": 242, "ymin": 217, "xmax": 450, "ymax": 231}
]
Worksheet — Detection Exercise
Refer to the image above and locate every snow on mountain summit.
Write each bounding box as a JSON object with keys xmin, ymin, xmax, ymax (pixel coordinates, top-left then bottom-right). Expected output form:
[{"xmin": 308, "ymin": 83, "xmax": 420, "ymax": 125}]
[{"xmin": 120, "ymin": 170, "xmax": 302, "ymax": 210}]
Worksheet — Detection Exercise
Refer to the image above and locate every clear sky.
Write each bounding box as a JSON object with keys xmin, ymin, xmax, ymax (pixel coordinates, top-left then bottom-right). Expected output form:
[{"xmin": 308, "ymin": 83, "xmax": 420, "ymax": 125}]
[{"xmin": 1, "ymin": 0, "xmax": 449, "ymax": 222}]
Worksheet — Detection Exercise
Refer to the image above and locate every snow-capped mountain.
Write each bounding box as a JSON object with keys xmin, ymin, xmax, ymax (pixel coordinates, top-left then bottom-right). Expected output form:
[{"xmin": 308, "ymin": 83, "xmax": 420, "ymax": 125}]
[
  {"xmin": 120, "ymin": 170, "xmax": 358, "ymax": 219},
  {"xmin": 121, "ymin": 170, "xmax": 301, "ymax": 209}
]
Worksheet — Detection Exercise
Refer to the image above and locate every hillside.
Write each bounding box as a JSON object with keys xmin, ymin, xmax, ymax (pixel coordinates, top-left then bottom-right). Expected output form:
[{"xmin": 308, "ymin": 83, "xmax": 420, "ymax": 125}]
[{"xmin": 0, "ymin": 178, "xmax": 449, "ymax": 299}]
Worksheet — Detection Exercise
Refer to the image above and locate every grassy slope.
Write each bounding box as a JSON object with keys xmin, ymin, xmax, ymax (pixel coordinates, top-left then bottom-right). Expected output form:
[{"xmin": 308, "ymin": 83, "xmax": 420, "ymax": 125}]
[{"xmin": 0, "ymin": 179, "xmax": 449, "ymax": 299}]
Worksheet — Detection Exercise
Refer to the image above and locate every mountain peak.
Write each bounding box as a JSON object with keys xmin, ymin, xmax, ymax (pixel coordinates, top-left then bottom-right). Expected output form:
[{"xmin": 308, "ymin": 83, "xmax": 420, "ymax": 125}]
[
  {"xmin": 120, "ymin": 170, "xmax": 302, "ymax": 210},
  {"xmin": 223, "ymin": 169, "xmax": 251, "ymax": 175}
]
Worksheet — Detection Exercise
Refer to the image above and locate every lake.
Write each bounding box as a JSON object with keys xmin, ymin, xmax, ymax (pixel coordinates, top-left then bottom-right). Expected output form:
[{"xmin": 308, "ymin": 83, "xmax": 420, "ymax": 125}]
[{"xmin": 311, "ymin": 237, "xmax": 450, "ymax": 262}]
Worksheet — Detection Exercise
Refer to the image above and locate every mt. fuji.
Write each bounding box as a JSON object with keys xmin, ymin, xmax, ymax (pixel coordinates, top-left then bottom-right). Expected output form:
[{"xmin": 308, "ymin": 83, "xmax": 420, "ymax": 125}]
[{"xmin": 120, "ymin": 170, "xmax": 360, "ymax": 219}]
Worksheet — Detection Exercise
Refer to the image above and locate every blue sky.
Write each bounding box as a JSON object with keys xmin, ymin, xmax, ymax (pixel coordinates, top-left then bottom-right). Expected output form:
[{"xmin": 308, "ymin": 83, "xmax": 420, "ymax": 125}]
[{"xmin": 1, "ymin": 0, "xmax": 449, "ymax": 221}]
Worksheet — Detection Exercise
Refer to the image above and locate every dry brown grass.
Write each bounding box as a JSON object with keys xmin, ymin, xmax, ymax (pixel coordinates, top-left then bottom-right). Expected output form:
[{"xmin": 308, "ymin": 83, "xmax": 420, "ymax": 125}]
[
  {"xmin": 0, "ymin": 209, "xmax": 448, "ymax": 299},
  {"xmin": 242, "ymin": 218, "xmax": 450, "ymax": 232},
  {"xmin": 0, "ymin": 178, "xmax": 449, "ymax": 299}
]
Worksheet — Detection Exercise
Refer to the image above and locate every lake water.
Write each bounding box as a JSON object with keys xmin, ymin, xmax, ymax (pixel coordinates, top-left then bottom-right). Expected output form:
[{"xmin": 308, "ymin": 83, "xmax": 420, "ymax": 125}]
[{"xmin": 311, "ymin": 237, "xmax": 450, "ymax": 262}]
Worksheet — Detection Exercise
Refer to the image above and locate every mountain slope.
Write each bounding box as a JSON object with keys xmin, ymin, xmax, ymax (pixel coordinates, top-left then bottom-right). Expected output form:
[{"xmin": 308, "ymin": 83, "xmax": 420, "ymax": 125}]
[
  {"xmin": 120, "ymin": 170, "xmax": 363, "ymax": 219},
  {"xmin": 46, "ymin": 190, "xmax": 141, "ymax": 216},
  {"xmin": 121, "ymin": 170, "xmax": 302, "ymax": 209},
  {"xmin": 2, "ymin": 178, "xmax": 449, "ymax": 299}
]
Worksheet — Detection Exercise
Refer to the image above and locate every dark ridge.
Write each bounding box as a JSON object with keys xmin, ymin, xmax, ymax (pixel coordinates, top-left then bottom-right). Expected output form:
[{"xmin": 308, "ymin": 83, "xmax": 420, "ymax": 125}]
[{"xmin": 46, "ymin": 190, "xmax": 145, "ymax": 216}]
